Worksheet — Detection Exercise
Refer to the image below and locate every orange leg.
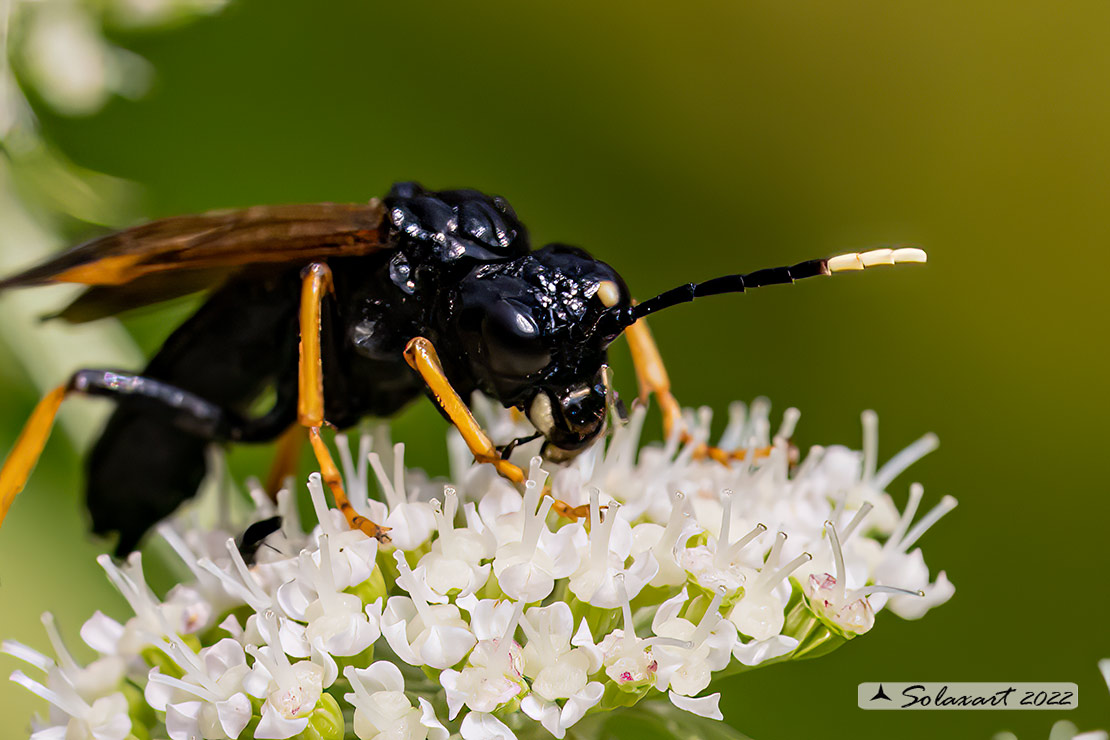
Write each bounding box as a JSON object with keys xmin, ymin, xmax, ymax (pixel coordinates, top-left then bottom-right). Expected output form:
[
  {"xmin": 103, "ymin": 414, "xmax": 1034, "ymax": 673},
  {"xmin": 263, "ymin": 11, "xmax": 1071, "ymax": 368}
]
[
  {"xmin": 0, "ymin": 385, "xmax": 68, "ymax": 529},
  {"xmin": 624, "ymin": 316, "xmax": 773, "ymax": 465},
  {"xmin": 308, "ymin": 428, "xmax": 388, "ymax": 541},
  {"xmin": 298, "ymin": 262, "xmax": 390, "ymax": 542},
  {"xmin": 264, "ymin": 424, "xmax": 305, "ymax": 497},
  {"xmin": 404, "ymin": 337, "xmax": 525, "ymax": 484},
  {"xmin": 403, "ymin": 336, "xmax": 589, "ymax": 520}
]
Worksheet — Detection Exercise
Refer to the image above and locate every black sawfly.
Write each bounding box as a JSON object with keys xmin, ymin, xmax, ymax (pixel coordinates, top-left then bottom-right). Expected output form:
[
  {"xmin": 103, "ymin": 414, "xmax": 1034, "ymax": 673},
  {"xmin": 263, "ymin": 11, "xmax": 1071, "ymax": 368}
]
[{"xmin": 0, "ymin": 182, "xmax": 926, "ymax": 554}]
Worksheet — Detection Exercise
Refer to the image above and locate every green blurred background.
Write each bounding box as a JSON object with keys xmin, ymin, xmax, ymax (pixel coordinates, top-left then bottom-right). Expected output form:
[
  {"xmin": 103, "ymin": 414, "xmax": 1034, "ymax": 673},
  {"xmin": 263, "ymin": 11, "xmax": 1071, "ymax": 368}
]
[{"xmin": 2, "ymin": 1, "xmax": 1108, "ymax": 738}]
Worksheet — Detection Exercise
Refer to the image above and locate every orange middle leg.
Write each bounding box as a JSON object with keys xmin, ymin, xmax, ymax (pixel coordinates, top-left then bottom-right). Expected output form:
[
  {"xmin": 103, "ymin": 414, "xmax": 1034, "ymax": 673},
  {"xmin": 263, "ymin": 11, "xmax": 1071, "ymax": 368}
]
[
  {"xmin": 298, "ymin": 262, "xmax": 390, "ymax": 542},
  {"xmin": 624, "ymin": 316, "xmax": 774, "ymax": 465}
]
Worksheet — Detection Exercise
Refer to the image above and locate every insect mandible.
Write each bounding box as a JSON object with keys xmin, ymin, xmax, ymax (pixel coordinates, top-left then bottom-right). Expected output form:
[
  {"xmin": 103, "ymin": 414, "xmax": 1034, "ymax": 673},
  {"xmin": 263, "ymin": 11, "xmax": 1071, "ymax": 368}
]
[{"xmin": 0, "ymin": 182, "xmax": 926, "ymax": 554}]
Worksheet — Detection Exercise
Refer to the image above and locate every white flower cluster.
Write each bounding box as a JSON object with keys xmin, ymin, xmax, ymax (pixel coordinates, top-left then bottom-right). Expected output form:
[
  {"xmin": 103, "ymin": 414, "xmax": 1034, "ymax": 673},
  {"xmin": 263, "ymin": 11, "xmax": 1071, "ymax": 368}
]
[{"xmin": 3, "ymin": 399, "xmax": 955, "ymax": 740}]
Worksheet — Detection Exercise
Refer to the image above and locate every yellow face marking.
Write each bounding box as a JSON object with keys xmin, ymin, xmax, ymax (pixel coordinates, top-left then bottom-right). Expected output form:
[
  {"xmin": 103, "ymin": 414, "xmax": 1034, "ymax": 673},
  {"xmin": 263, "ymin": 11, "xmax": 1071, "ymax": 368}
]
[{"xmin": 597, "ymin": 280, "xmax": 621, "ymax": 308}]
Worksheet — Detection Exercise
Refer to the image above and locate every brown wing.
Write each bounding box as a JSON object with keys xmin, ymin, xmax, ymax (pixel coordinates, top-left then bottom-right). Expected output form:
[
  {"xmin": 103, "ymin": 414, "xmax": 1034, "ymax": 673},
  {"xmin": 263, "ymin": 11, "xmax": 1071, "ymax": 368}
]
[
  {"xmin": 45, "ymin": 269, "xmax": 233, "ymax": 323},
  {"xmin": 0, "ymin": 200, "xmax": 389, "ymax": 290}
]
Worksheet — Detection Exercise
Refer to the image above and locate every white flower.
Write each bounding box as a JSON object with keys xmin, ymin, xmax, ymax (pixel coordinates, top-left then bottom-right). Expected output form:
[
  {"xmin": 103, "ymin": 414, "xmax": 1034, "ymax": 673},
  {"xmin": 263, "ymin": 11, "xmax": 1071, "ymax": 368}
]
[
  {"xmin": 518, "ymin": 603, "xmax": 604, "ymax": 739},
  {"xmin": 370, "ymin": 444, "xmax": 438, "ymax": 551},
  {"xmin": 3, "ymin": 613, "xmax": 126, "ymax": 706},
  {"xmin": 303, "ymin": 474, "xmax": 381, "ymax": 588},
  {"xmin": 803, "ymin": 522, "xmax": 922, "ymax": 637},
  {"xmin": 415, "ymin": 487, "xmax": 494, "ymax": 601},
  {"xmin": 242, "ymin": 611, "xmax": 335, "ymax": 740},
  {"xmin": 870, "ymin": 485, "xmax": 957, "ymax": 619},
  {"xmin": 96, "ymin": 552, "xmax": 201, "ymax": 656},
  {"xmin": 344, "ymin": 662, "xmax": 448, "ymax": 740},
  {"xmin": 567, "ymin": 491, "xmax": 657, "ymax": 608},
  {"xmin": 440, "ymin": 601, "xmax": 526, "ymax": 719},
  {"xmin": 676, "ymin": 491, "xmax": 767, "ymax": 594},
  {"xmin": 630, "ymin": 490, "xmax": 700, "ymax": 588},
  {"xmin": 2, "ymin": 399, "xmax": 953, "ymax": 740},
  {"xmin": 491, "ymin": 475, "xmax": 582, "ymax": 603},
  {"xmin": 276, "ymin": 536, "xmax": 382, "ymax": 656},
  {"xmin": 652, "ymin": 588, "xmax": 736, "ymax": 697},
  {"xmin": 9, "ymin": 669, "xmax": 131, "ymax": 740},
  {"xmin": 20, "ymin": 4, "xmax": 150, "ymax": 116},
  {"xmin": 597, "ymin": 575, "xmax": 675, "ymax": 691},
  {"xmin": 382, "ymin": 553, "xmax": 476, "ymax": 670},
  {"xmin": 460, "ymin": 711, "xmax": 517, "ymax": 740},
  {"xmin": 727, "ymin": 531, "xmax": 811, "ymax": 642},
  {"xmin": 144, "ymin": 638, "xmax": 251, "ymax": 740},
  {"xmin": 3, "ymin": 612, "xmax": 130, "ymax": 740}
]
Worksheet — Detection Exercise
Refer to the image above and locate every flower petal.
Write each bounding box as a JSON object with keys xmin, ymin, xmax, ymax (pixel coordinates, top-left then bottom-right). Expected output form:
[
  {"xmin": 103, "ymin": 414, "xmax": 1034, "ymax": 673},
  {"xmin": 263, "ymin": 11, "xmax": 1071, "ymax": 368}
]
[
  {"xmin": 668, "ymin": 691, "xmax": 723, "ymax": 720},
  {"xmin": 460, "ymin": 712, "xmax": 517, "ymax": 740}
]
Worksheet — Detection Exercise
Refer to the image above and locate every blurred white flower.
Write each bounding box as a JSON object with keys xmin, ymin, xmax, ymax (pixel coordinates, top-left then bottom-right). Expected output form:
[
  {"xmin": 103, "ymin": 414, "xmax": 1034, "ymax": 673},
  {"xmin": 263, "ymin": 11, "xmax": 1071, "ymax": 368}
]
[{"xmin": 20, "ymin": 5, "xmax": 150, "ymax": 115}]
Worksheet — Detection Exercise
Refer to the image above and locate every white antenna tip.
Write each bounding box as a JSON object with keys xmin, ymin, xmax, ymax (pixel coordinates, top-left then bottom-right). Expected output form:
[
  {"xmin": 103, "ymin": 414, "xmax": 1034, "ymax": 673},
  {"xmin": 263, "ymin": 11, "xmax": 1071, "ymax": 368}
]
[
  {"xmin": 891, "ymin": 247, "xmax": 927, "ymax": 264},
  {"xmin": 829, "ymin": 247, "xmax": 927, "ymax": 273},
  {"xmin": 828, "ymin": 253, "xmax": 865, "ymax": 272},
  {"xmin": 860, "ymin": 248, "xmax": 895, "ymax": 267}
]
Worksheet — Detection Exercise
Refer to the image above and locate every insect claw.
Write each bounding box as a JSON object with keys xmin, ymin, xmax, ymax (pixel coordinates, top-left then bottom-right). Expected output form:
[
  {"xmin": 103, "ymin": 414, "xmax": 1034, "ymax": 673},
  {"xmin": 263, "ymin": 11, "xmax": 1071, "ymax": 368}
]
[
  {"xmin": 352, "ymin": 516, "xmax": 392, "ymax": 544},
  {"xmin": 496, "ymin": 432, "xmax": 542, "ymax": 460}
]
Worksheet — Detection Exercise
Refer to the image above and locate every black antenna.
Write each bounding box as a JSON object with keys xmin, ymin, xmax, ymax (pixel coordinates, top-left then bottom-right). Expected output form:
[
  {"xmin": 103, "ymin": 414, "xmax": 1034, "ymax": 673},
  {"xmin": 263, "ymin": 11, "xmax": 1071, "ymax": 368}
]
[{"xmin": 630, "ymin": 247, "xmax": 926, "ymax": 322}]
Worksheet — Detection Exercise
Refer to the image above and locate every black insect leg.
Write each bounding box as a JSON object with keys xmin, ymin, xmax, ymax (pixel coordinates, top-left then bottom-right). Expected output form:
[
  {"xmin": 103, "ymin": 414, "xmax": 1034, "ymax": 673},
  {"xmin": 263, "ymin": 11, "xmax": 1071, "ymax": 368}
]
[
  {"xmin": 497, "ymin": 432, "xmax": 542, "ymax": 460},
  {"xmin": 74, "ymin": 368, "xmax": 296, "ymax": 555},
  {"xmin": 0, "ymin": 367, "xmax": 294, "ymax": 554},
  {"xmin": 70, "ymin": 370, "xmax": 240, "ymax": 439}
]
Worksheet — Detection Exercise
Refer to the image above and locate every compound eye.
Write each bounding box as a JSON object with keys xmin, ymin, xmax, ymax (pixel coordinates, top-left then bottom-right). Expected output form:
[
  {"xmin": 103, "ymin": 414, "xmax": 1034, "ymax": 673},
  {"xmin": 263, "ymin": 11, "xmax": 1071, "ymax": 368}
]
[{"xmin": 482, "ymin": 301, "xmax": 552, "ymax": 377}]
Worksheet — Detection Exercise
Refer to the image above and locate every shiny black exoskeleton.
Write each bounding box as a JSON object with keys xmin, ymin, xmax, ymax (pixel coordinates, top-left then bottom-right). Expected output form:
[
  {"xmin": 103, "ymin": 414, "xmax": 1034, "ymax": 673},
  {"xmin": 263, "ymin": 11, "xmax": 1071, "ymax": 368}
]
[{"xmin": 85, "ymin": 183, "xmax": 631, "ymax": 551}]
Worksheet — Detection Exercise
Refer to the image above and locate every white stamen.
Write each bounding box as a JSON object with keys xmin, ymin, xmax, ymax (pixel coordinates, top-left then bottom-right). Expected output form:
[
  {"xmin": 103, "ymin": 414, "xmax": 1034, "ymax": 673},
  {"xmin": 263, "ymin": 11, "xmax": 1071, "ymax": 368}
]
[
  {"xmin": 277, "ymin": 487, "xmax": 303, "ymax": 540},
  {"xmin": 874, "ymin": 433, "xmax": 939, "ymax": 491},
  {"xmin": 1, "ymin": 641, "xmax": 51, "ymax": 672},
  {"xmin": 714, "ymin": 490, "xmax": 734, "ymax": 569},
  {"xmin": 368, "ymin": 452, "xmax": 401, "ymax": 509},
  {"xmin": 220, "ymin": 537, "xmax": 271, "ymax": 608},
  {"xmin": 393, "ymin": 443, "xmax": 407, "ymax": 502},
  {"xmin": 762, "ymin": 531, "xmax": 787, "ymax": 575},
  {"xmin": 727, "ymin": 523, "xmax": 768, "ymax": 562},
  {"xmin": 765, "ymin": 552, "xmax": 813, "ymax": 590},
  {"xmin": 307, "ymin": 473, "xmax": 339, "ymax": 537},
  {"xmin": 897, "ymin": 495, "xmax": 958, "ymax": 553},
  {"xmin": 825, "ymin": 521, "xmax": 847, "ymax": 602},
  {"xmin": 884, "ymin": 483, "xmax": 924, "ymax": 555},
  {"xmin": 393, "ymin": 552, "xmax": 433, "ymax": 624},
  {"xmin": 691, "ymin": 587, "xmax": 727, "ymax": 645},
  {"xmin": 40, "ymin": 613, "xmax": 78, "ymax": 675},
  {"xmin": 775, "ymin": 407, "xmax": 801, "ymax": 442},
  {"xmin": 861, "ymin": 410, "xmax": 878, "ymax": 482},
  {"xmin": 589, "ymin": 489, "xmax": 619, "ymax": 564},
  {"xmin": 10, "ymin": 670, "xmax": 85, "ymax": 717},
  {"xmin": 856, "ymin": 585, "xmax": 924, "ymax": 598},
  {"xmin": 147, "ymin": 670, "xmax": 220, "ymax": 703},
  {"xmin": 840, "ymin": 502, "xmax": 874, "ymax": 542}
]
